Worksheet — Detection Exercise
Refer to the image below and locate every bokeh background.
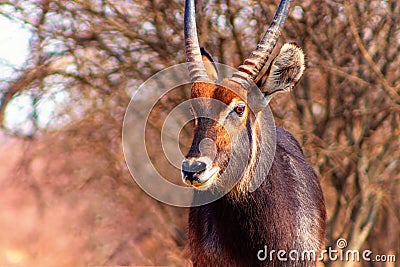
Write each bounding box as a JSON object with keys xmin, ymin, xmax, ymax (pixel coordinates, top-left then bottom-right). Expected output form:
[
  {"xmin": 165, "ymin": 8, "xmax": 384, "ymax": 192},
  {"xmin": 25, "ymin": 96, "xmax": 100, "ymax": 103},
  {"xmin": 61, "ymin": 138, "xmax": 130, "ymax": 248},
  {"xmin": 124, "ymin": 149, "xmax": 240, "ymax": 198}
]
[{"xmin": 0, "ymin": 0, "xmax": 399, "ymax": 266}]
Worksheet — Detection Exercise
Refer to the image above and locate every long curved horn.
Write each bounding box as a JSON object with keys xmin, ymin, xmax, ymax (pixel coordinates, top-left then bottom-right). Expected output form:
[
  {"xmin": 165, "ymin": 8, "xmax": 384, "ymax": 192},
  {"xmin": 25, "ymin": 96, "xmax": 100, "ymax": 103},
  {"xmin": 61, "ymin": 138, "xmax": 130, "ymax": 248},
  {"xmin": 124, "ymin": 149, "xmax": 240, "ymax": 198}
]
[
  {"xmin": 230, "ymin": 0, "xmax": 292, "ymax": 89},
  {"xmin": 184, "ymin": 0, "xmax": 210, "ymax": 82}
]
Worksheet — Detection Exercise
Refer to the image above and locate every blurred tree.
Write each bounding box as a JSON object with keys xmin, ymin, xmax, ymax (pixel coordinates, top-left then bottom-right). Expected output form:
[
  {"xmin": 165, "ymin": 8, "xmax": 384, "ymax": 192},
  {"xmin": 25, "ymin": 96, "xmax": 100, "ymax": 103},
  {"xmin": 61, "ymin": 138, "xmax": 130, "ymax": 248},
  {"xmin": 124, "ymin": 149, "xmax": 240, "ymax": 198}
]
[{"xmin": 0, "ymin": 0, "xmax": 398, "ymax": 266}]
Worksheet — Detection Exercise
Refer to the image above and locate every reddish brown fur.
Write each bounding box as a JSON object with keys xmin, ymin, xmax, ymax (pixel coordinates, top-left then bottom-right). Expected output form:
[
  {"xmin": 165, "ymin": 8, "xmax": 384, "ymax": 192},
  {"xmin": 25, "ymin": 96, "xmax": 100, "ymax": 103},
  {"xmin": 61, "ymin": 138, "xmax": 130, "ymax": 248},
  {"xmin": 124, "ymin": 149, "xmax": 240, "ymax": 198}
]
[
  {"xmin": 190, "ymin": 81, "xmax": 247, "ymax": 104},
  {"xmin": 190, "ymin": 82, "xmax": 216, "ymax": 99}
]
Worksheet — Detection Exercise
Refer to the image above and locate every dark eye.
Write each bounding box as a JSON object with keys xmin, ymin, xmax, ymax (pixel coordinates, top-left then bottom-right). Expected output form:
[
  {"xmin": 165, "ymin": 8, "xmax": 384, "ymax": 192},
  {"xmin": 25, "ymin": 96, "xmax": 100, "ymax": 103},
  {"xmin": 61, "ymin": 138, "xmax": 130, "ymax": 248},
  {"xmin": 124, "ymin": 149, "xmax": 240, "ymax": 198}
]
[{"xmin": 234, "ymin": 104, "xmax": 246, "ymax": 116}]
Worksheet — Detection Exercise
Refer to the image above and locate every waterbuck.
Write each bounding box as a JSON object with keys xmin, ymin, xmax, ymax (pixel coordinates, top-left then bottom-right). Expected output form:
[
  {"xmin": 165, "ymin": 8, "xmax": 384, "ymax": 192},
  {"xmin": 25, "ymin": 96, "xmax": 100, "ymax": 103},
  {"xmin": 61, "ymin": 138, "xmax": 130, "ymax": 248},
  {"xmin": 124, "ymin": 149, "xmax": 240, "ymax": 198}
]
[{"xmin": 181, "ymin": 0, "xmax": 326, "ymax": 266}]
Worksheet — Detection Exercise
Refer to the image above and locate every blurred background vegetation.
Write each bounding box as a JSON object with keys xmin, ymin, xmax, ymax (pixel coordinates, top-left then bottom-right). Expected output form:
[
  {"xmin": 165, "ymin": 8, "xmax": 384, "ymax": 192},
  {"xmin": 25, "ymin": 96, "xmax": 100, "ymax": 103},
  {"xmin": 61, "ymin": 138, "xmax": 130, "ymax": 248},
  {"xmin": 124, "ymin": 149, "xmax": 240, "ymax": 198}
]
[{"xmin": 0, "ymin": 0, "xmax": 399, "ymax": 266}]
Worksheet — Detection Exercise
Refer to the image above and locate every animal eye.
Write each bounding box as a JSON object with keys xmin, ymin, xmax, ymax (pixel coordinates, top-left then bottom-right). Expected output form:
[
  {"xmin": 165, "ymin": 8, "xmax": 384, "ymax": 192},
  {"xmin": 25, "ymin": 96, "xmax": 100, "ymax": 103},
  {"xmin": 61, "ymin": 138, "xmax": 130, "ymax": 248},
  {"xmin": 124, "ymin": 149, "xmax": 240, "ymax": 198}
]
[{"xmin": 234, "ymin": 104, "xmax": 246, "ymax": 116}]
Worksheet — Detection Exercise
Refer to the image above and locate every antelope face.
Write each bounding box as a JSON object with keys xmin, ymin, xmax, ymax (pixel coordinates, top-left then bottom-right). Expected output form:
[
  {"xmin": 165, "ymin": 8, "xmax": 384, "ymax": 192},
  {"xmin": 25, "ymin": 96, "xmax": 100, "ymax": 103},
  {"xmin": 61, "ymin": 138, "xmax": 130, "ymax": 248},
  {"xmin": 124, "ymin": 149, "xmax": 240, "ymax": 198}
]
[
  {"xmin": 182, "ymin": 81, "xmax": 249, "ymax": 190},
  {"xmin": 181, "ymin": 0, "xmax": 305, "ymax": 190}
]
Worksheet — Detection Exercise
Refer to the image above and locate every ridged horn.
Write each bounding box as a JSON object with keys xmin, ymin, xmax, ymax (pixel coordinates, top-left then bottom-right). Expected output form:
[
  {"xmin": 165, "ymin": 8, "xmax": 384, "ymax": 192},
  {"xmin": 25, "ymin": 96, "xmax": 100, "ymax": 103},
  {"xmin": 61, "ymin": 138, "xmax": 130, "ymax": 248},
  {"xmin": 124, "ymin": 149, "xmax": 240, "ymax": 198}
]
[
  {"xmin": 184, "ymin": 0, "xmax": 210, "ymax": 82},
  {"xmin": 230, "ymin": 0, "xmax": 292, "ymax": 89}
]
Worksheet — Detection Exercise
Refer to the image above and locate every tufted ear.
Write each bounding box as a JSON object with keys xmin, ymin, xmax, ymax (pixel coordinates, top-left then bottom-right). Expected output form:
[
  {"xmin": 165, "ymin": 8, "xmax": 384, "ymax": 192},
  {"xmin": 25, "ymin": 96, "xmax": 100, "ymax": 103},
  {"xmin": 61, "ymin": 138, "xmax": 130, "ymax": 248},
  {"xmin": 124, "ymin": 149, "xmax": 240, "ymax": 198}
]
[
  {"xmin": 257, "ymin": 43, "xmax": 305, "ymax": 97},
  {"xmin": 200, "ymin": 47, "xmax": 219, "ymax": 81}
]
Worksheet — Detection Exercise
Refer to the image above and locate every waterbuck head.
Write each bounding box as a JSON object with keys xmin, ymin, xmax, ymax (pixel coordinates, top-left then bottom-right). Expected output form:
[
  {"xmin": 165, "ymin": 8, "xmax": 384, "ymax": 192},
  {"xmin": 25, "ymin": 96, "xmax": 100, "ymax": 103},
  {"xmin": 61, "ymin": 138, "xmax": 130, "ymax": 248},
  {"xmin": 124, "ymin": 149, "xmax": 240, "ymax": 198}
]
[{"xmin": 181, "ymin": 0, "xmax": 305, "ymax": 192}]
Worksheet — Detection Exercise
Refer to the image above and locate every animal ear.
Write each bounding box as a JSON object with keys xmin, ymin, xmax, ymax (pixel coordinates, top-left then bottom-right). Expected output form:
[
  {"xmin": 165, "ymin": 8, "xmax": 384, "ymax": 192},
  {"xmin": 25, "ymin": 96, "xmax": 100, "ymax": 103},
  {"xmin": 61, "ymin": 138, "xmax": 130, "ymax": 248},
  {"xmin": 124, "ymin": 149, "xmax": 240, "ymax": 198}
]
[
  {"xmin": 257, "ymin": 43, "xmax": 305, "ymax": 97},
  {"xmin": 201, "ymin": 47, "xmax": 219, "ymax": 81}
]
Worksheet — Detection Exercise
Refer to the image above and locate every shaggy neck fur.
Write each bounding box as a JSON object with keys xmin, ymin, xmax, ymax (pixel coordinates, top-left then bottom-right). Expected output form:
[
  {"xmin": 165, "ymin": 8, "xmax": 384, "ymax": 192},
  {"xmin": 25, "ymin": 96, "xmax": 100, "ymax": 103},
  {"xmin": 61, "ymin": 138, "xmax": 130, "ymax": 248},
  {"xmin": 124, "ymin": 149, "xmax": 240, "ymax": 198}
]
[{"xmin": 189, "ymin": 125, "xmax": 326, "ymax": 267}]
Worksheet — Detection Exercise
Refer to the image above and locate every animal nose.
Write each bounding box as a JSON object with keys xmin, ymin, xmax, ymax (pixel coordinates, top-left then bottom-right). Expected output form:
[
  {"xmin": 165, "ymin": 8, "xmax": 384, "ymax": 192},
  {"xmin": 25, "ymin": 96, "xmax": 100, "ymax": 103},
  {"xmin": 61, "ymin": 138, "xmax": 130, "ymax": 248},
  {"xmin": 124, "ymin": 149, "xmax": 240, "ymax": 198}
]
[{"xmin": 181, "ymin": 160, "xmax": 207, "ymax": 184}]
